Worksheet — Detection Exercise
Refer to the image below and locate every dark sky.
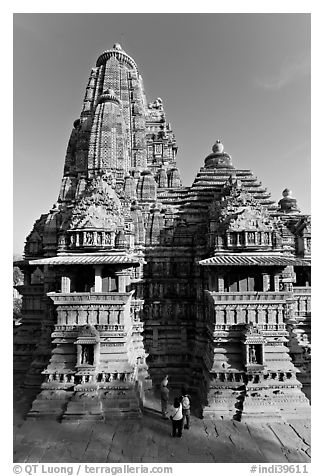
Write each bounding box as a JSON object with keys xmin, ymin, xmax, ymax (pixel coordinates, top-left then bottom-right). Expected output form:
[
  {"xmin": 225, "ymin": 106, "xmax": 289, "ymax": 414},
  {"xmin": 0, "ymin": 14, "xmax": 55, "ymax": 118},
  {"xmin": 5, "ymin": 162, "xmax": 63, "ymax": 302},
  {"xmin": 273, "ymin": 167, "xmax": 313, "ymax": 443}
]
[{"xmin": 13, "ymin": 13, "xmax": 310, "ymax": 254}]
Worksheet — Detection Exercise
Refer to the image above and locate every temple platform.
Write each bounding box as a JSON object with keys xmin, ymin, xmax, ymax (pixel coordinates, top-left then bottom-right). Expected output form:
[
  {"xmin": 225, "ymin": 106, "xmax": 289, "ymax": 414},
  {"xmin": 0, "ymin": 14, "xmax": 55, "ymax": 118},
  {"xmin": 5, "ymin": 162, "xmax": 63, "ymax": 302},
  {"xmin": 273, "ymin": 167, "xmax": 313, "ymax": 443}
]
[{"xmin": 14, "ymin": 384, "xmax": 311, "ymax": 464}]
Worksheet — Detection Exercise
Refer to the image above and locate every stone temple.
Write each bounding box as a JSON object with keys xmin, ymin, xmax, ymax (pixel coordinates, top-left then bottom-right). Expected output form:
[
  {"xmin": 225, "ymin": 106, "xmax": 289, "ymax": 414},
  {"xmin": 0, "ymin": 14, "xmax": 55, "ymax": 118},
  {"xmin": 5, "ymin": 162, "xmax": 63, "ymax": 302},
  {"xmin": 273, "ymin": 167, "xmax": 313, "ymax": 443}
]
[{"xmin": 14, "ymin": 43, "xmax": 311, "ymax": 422}]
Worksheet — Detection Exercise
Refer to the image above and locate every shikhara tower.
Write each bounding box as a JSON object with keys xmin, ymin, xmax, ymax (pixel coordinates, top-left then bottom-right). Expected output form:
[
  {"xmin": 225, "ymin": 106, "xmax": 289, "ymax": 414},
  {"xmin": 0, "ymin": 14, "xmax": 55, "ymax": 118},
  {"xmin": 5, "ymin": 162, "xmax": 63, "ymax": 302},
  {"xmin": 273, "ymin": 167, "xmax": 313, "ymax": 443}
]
[{"xmin": 14, "ymin": 43, "xmax": 311, "ymax": 421}]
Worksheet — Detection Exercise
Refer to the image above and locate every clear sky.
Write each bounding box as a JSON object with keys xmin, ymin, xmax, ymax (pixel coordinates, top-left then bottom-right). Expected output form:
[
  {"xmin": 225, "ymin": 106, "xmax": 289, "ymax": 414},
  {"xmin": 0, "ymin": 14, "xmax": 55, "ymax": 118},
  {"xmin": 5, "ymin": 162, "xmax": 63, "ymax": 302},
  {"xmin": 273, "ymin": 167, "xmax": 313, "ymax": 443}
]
[{"xmin": 13, "ymin": 13, "xmax": 310, "ymax": 255}]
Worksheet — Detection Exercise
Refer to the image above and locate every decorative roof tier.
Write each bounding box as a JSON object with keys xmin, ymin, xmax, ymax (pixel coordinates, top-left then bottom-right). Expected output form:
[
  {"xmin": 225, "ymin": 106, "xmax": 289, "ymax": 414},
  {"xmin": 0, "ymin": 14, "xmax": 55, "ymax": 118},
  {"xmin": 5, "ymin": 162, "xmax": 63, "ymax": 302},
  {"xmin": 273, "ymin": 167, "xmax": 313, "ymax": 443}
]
[
  {"xmin": 198, "ymin": 253, "xmax": 310, "ymax": 267},
  {"xmin": 204, "ymin": 140, "xmax": 234, "ymax": 169},
  {"xmin": 96, "ymin": 43, "xmax": 138, "ymax": 72},
  {"xmin": 27, "ymin": 254, "xmax": 141, "ymax": 266}
]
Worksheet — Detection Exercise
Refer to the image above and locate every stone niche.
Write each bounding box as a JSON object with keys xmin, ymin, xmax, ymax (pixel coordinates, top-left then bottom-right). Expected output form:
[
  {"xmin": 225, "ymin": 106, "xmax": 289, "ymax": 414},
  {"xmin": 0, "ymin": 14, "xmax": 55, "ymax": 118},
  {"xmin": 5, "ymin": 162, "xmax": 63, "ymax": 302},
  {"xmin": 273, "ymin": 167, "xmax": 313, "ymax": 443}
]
[
  {"xmin": 74, "ymin": 325, "xmax": 100, "ymax": 371},
  {"xmin": 242, "ymin": 323, "xmax": 266, "ymax": 370}
]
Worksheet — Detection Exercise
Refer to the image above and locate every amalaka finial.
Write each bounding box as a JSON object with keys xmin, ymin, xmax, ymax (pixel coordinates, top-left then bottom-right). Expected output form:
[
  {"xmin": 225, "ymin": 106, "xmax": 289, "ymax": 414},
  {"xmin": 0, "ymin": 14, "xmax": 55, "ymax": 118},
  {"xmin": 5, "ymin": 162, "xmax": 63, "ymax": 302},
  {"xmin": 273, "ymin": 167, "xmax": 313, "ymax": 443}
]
[
  {"xmin": 212, "ymin": 140, "xmax": 224, "ymax": 154},
  {"xmin": 204, "ymin": 139, "xmax": 233, "ymax": 169}
]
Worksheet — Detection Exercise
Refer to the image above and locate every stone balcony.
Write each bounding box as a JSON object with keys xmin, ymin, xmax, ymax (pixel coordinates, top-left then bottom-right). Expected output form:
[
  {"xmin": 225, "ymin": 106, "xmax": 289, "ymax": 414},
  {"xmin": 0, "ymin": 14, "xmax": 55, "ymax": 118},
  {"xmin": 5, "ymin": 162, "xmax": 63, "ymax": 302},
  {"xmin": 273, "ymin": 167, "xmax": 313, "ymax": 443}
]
[
  {"xmin": 48, "ymin": 291, "xmax": 133, "ymax": 306},
  {"xmin": 206, "ymin": 291, "xmax": 291, "ymax": 328},
  {"xmin": 47, "ymin": 291, "xmax": 134, "ymax": 327},
  {"xmin": 292, "ymin": 287, "xmax": 311, "ymax": 319},
  {"xmin": 207, "ymin": 291, "xmax": 290, "ymax": 304},
  {"xmin": 293, "ymin": 286, "xmax": 311, "ymax": 295}
]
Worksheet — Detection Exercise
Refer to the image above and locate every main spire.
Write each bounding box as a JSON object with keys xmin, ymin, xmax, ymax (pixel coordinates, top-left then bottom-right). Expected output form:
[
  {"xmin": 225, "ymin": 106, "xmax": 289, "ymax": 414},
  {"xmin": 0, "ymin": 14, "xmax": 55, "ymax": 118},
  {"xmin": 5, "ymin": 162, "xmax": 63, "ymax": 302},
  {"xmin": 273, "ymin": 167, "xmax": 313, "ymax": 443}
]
[{"xmin": 59, "ymin": 43, "xmax": 179, "ymax": 204}]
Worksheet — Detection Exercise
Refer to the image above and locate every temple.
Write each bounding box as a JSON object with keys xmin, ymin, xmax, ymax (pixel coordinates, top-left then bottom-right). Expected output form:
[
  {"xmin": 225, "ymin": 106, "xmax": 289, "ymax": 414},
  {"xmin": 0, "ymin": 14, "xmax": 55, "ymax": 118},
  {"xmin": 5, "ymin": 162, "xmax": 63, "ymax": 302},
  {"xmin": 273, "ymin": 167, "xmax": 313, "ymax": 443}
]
[{"xmin": 14, "ymin": 43, "xmax": 311, "ymax": 421}]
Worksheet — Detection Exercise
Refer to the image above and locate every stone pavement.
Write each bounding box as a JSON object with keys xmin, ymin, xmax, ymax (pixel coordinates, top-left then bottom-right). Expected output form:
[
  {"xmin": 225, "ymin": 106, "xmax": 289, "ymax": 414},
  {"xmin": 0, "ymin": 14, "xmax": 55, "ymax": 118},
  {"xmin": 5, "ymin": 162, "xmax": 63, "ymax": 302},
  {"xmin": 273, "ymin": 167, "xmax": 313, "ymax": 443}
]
[{"xmin": 13, "ymin": 386, "xmax": 311, "ymax": 464}]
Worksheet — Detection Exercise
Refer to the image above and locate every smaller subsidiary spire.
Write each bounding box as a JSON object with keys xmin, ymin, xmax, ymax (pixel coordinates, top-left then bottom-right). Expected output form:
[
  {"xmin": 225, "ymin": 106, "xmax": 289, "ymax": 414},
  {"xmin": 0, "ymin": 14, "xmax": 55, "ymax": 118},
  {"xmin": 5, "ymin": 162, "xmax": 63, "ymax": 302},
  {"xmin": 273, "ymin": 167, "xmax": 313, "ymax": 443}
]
[{"xmin": 278, "ymin": 188, "xmax": 300, "ymax": 213}]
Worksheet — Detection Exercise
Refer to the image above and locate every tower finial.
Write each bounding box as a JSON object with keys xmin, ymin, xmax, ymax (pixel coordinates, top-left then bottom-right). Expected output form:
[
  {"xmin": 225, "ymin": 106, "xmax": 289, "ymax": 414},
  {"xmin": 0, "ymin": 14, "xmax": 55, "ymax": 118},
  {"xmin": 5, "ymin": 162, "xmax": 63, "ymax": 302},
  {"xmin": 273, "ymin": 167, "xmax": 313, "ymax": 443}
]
[
  {"xmin": 212, "ymin": 139, "xmax": 224, "ymax": 154},
  {"xmin": 113, "ymin": 43, "xmax": 123, "ymax": 51},
  {"xmin": 205, "ymin": 139, "xmax": 233, "ymax": 169}
]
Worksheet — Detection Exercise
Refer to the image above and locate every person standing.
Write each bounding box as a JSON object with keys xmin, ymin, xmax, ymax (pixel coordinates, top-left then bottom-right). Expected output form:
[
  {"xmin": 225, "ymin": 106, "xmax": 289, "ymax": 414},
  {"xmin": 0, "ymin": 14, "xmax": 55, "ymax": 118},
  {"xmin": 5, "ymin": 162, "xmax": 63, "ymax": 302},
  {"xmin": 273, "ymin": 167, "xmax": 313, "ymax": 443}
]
[
  {"xmin": 180, "ymin": 386, "xmax": 191, "ymax": 430},
  {"xmin": 160, "ymin": 375, "xmax": 169, "ymax": 419},
  {"xmin": 170, "ymin": 397, "xmax": 183, "ymax": 437}
]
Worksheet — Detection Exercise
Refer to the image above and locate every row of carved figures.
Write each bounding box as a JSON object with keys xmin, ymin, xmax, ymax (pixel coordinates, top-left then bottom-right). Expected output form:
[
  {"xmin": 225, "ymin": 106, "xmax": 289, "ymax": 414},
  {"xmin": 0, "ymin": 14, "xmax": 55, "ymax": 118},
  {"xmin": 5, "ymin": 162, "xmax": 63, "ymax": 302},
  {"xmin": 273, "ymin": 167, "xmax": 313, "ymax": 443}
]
[
  {"xmin": 59, "ymin": 231, "xmax": 114, "ymax": 248},
  {"xmin": 44, "ymin": 371, "xmax": 135, "ymax": 384},
  {"xmin": 210, "ymin": 371, "xmax": 294, "ymax": 383},
  {"xmin": 225, "ymin": 230, "xmax": 274, "ymax": 247}
]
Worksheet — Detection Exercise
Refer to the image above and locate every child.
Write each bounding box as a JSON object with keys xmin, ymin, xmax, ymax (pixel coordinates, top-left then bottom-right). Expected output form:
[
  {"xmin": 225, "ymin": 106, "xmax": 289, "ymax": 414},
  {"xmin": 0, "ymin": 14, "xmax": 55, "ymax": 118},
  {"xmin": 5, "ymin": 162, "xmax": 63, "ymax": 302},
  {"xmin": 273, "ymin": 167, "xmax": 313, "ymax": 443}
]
[
  {"xmin": 170, "ymin": 397, "xmax": 183, "ymax": 437},
  {"xmin": 180, "ymin": 386, "xmax": 191, "ymax": 429}
]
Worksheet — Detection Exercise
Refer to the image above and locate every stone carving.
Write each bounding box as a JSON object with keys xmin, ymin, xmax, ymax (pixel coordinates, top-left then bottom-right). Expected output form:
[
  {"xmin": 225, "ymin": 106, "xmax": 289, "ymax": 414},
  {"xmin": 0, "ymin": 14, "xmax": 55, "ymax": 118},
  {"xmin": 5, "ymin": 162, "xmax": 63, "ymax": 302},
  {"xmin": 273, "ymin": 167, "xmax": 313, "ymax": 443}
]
[
  {"xmin": 248, "ymin": 345, "xmax": 257, "ymax": 364},
  {"xmin": 148, "ymin": 97, "xmax": 164, "ymax": 110},
  {"xmin": 69, "ymin": 174, "xmax": 121, "ymax": 230},
  {"xmin": 81, "ymin": 345, "xmax": 94, "ymax": 365}
]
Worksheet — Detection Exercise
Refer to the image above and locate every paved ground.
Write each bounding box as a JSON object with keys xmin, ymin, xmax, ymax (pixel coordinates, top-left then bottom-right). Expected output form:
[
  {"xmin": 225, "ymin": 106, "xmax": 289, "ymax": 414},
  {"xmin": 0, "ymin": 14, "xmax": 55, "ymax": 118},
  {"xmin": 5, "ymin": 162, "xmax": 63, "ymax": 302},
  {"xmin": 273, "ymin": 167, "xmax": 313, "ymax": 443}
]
[{"xmin": 13, "ymin": 386, "xmax": 311, "ymax": 464}]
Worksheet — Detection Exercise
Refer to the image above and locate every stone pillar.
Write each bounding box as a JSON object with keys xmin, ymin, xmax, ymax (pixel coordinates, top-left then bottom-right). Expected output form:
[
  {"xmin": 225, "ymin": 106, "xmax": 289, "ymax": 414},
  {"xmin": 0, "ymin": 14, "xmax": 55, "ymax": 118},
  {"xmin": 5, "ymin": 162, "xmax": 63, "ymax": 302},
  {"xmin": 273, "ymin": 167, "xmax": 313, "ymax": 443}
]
[
  {"xmin": 116, "ymin": 270, "xmax": 131, "ymax": 293},
  {"xmin": 76, "ymin": 344, "xmax": 82, "ymax": 366},
  {"xmin": 261, "ymin": 345, "xmax": 265, "ymax": 365},
  {"xmin": 116, "ymin": 270, "xmax": 126, "ymax": 293},
  {"xmin": 94, "ymin": 342, "xmax": 100, "ymax": 367},
  {"xmin": 277, "ymin": 305, "xmax": 284, "ymax": 324},
  {"xmin": 247, "ymin": 307, "xmax": 255, "ymax": 323},
  {"xmin": 217, "ymin": 306, "xmax": 226, "ymax": 324},
  {"xmin": 273, "ymin": 273, "xmax": 280, "ymax": 292},
  {"xmin": 226, "ymin": 306, "xmax": 235, "ymax": 325},
  {"xmin": 262, "ymin": 273, "xmax": 270, "ymax": 292},
  {"xmin": 258, "ymin": 306, "xmax": 266, "ymax": 325},
  {"xmin": 61, "ymin": 275, "xmax": 71, "ymax": 293},
  {"xmin": 94, "ymin": 265, "xmax": 103, "ymax": 292},
  {"xmin": 125, "ymin": 270, "xmax": 131, "ymax": 289},
  {"xmin": 217, "ymin": 275, "xmax": 225, "ymax": 292},
  {"xmin": 245, "ymin": 345, "xmax": 249, "ymax": 366}
]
